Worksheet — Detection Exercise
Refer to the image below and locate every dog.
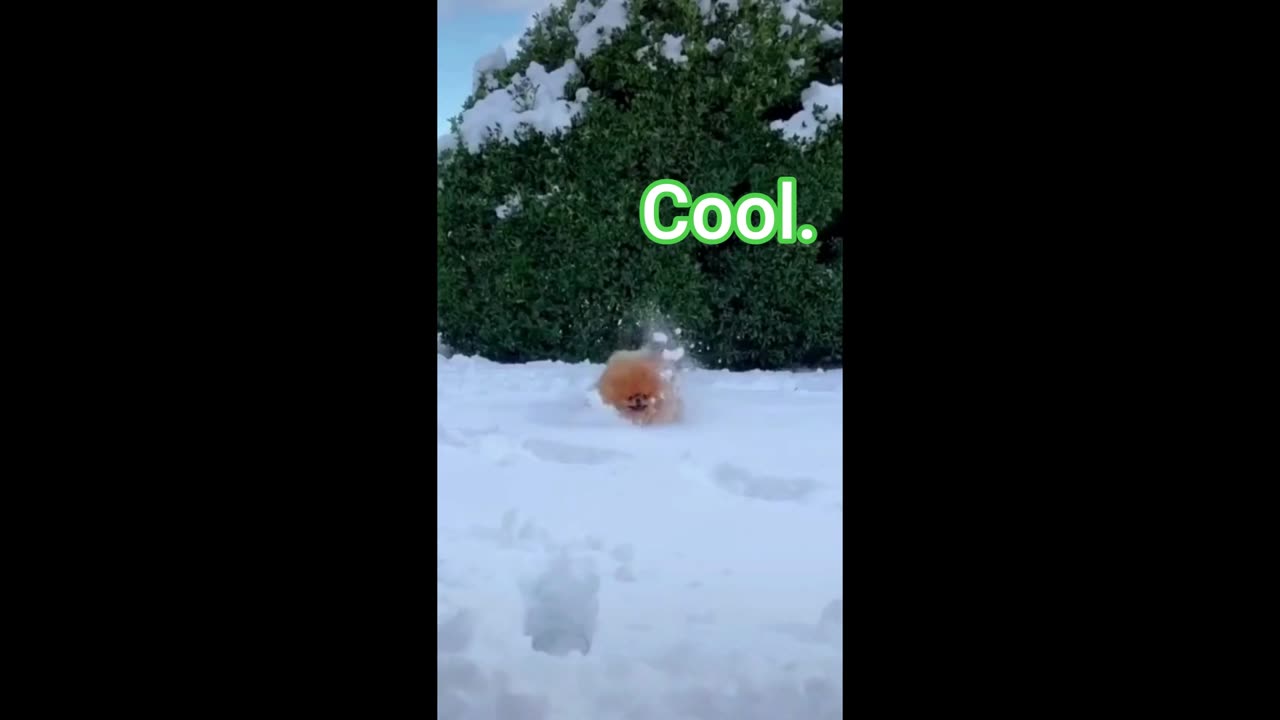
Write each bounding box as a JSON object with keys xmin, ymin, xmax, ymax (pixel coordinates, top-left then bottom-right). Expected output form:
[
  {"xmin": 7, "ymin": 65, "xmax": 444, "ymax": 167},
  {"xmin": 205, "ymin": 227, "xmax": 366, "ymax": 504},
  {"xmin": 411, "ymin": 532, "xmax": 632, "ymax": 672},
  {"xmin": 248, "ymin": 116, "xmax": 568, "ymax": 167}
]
[{"xmin": 596, "ymin": 348, "xmax": 681, "ymax": 426}]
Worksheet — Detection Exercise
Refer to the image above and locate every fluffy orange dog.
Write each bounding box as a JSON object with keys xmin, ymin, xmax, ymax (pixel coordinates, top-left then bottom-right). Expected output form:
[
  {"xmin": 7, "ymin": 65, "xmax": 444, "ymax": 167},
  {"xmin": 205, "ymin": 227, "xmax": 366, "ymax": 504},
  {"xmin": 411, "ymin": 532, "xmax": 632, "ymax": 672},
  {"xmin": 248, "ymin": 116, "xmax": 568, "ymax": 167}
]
[{"xmin": 596, "ymin": 349, "xmax": 681, "ymax": 426}]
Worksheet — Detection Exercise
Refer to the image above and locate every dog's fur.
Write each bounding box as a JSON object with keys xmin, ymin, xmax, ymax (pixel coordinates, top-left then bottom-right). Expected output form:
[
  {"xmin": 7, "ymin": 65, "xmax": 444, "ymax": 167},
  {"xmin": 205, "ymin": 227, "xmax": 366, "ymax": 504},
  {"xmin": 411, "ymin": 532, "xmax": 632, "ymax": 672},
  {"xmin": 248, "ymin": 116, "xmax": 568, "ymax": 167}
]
[{"xmin": 596, "ymin": 349, "xmax": 681, "ymax": 426}]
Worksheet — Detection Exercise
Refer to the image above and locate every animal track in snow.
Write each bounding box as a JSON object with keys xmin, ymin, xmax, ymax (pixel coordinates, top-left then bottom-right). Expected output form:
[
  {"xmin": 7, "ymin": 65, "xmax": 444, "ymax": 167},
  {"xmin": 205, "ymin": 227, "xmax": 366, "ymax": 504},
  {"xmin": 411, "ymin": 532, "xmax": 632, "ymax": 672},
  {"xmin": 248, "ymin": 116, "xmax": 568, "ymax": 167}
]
[
  {"xmin": 471, "ymin": 509, "xmax": 553, "ymax": 551},
  {"xmin": 712, "ymin": 463, "xmax": 820, "ymax": 502},
  {"xmin": 437, "ymin": 424, "xmax": 467, "ymax": 447},
  {"xmin": 769, "ymin": 598, "xmax": 844, "ymax": 646},
  {"xmin": 447, "ymin": 427, "xmax": 528, "ymax": 465},
  {"xmin": 522, "ymin": 552, "xmax": 600, "ymax": 657},
  {"xmin": 522, "ymin": 437, "xmax": 633, "ymax": 465}
]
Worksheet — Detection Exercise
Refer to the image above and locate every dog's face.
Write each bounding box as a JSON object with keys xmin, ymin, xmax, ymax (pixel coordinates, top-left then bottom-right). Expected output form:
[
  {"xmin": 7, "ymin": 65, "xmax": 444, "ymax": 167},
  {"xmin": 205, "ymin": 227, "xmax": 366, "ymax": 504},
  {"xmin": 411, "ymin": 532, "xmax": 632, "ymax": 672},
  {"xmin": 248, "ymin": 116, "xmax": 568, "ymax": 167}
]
[{"xmin": 598, "ymin": 359, "xmax": 665, "ymax": 421}]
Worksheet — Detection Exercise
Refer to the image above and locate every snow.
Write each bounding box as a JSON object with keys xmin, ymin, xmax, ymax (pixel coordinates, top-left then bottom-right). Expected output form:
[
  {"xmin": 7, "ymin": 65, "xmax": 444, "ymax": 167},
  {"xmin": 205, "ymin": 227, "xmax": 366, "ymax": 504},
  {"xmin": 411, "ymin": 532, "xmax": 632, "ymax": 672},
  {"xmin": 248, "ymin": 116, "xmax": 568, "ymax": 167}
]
[
  {"xmin": 651, "ymin": 332, "xmax": 668, "ymax": 343},
  {"xmin": 472, "ymin": 46, "xmax": 509, "ymax": 92},
  {"xmin": 660, "ymin": 34, "xmax": 689, "ymax": 65},
  {"xmin": 571, "ymin": 0, "xmax": 630, "ymax": 59},
  {"xmin": 496, "ymin": 187, "xmax": 565, "ymax": 219},
  {"xmin": 454, "ymin": 60, "xmax": 586, "ymax": 153},
  {"xmin": 446, "ymin": 0, "xmax": 626, "ymax": 155},
  {"xmin": 496, "ymin": 193, "xmax": 523, "ymax": 220},
  {"xmin": 777, "ymin": 0, "xmax": 842, "ymax": 41},
  {"xmin": 699, "ymin": 0, "xmax": 838, "ymax": 40},
  {"xmin": 777, "ymin": 0, "xmax": 815, "ymax": 26},
  {"xmin": 787, "ymin": 57, "xmax": 805, "ymax": 74},
  {"xmin": 438, "ymin": 348, "xmax": 843, "ymax": 718},
  {"xmin": 445, "ymin": 0, "xmax": 843, "ymax": 158},
  {"xmin": 770, "ymin": 81, "xmax": 843, "ymax": 144}
]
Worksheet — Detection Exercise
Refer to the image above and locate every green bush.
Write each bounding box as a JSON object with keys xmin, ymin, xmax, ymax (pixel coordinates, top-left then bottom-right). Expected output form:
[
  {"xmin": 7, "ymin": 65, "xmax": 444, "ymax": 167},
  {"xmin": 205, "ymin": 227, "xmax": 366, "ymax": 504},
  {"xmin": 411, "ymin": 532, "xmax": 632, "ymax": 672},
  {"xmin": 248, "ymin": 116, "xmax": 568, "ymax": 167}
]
[{"xmin": 438, "ymin": 0, "xmax": 843, "ymax": 370}]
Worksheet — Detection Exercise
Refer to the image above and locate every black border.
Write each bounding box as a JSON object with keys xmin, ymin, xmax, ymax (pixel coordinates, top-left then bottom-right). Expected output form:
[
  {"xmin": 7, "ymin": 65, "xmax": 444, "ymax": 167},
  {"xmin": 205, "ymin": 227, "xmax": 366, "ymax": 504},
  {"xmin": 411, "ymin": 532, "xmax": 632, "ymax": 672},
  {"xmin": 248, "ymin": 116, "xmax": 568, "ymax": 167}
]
[
  {"xmin": 82, "ymin": 1, "xmax": 1187, "ymax": 713},
  {"xmin": 112, "ymin": 9, "xmax": 440, "ymax": 711}
]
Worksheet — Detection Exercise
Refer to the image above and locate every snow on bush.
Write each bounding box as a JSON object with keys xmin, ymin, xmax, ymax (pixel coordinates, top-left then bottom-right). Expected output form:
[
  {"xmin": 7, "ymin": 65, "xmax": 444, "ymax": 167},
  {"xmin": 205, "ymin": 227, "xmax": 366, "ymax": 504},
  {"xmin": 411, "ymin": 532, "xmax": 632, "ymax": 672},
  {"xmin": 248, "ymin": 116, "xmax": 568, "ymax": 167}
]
[
  {"xmin": 569, "ymin": 0, "xmax": 631, "ymax": 58},
  {"xmin": 770, "ymin": 81, "xmax": 843, "ymax": 143},
  {"xmin": 437, "ymin": 0, "xmax": 844, "ymax": 369},
  {"xmin": 454, "ymin": 61, "xmax": 588, "ymax": 154}
]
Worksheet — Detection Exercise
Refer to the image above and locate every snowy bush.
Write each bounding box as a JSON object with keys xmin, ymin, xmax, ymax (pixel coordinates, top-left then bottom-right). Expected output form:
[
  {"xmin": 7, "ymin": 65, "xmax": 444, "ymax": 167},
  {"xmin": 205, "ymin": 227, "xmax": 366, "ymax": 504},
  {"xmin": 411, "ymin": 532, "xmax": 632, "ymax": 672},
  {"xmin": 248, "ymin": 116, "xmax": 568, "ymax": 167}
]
[{"xmin": 438, "ymin": 0, "xmax": 843, "ymax": 369}]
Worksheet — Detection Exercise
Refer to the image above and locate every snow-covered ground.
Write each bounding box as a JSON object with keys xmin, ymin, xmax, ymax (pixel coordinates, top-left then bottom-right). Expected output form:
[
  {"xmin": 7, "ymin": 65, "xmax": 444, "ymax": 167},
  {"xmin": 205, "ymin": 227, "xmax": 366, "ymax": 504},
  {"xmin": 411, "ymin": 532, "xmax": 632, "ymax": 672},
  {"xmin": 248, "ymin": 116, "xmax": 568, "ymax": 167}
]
[{"xmin": 437, "ymin": 344, "xmax": 843, "ymax": 719}]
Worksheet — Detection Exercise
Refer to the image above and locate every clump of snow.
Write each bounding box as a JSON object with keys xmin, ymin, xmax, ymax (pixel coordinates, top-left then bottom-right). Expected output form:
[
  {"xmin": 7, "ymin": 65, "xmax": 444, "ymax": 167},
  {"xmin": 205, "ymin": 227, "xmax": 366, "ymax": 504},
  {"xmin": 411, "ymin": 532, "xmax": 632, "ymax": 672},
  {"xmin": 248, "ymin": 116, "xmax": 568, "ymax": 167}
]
[
  {"xmin": 705, "ymin": 37, "xmax": 725, "ymax": 53},
  {"xmin": 777, "ymin": 0, "xmax": 842, "ymax": 41},
  {"xmin": 496, "ymin": 188, "xmax": 563, "ymax": 219},
  {"xmin": 649, "ymin": 326, "xmax": 690, "ymax": 367},
  {"xmin": 571, "ymin": 0, "xmax": 630, "ymax": 59},
  {"xmin": 495, "ymin": 193, "xmax": 523, "ymax": 220},
  {"xmin": 787, "ymin": 57, "xmax": 806, "ymax": 74},
  {"xmin": 471, "ymin": 46, "xmax": 508, "ymax": 92},
  {"xmin": 777, "ymin": 0, "xmax": 815, "ymax": 26},
  {"xmin": 770, "ymin": 81, "xmax": 843, "ymax": 143},
  {"xmin": 455, "ymin": 60, "xmax": 586, "ymax": 153},
  {"xmin": 660, "ymin": 33, "xmax": 688, "ymax": 65},
  {"xmin": 634, "ymin": 44, "xmax": 657, "ymax": 70}
]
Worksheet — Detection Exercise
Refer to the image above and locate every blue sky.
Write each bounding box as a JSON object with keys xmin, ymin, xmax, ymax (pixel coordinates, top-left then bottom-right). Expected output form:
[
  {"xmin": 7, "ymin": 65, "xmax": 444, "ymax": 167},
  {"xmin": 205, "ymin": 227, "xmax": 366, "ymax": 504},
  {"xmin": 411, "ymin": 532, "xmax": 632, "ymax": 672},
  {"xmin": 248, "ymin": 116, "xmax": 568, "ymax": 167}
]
[{"xmin": 438, "ymin": 1, "xmax": 557, "ymax": 136}]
